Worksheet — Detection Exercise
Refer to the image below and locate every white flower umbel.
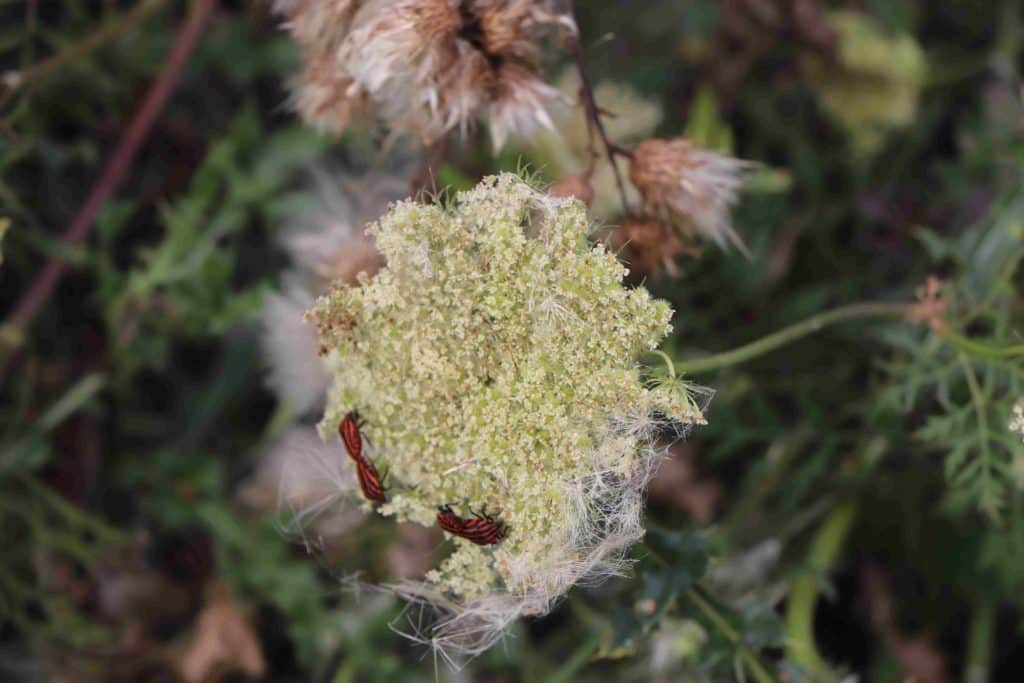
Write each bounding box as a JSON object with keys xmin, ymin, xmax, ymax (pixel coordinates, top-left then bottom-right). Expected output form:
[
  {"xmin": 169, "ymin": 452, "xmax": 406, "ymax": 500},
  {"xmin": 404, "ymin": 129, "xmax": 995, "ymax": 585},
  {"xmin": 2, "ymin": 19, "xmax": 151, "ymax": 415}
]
[
  {"xmin": 309, "ymin": 173, "xmax": 705, "ymax": 659},
  {"xmin": 1011, "ymin": 400, "xmax": 1024, "ymax": 442}
]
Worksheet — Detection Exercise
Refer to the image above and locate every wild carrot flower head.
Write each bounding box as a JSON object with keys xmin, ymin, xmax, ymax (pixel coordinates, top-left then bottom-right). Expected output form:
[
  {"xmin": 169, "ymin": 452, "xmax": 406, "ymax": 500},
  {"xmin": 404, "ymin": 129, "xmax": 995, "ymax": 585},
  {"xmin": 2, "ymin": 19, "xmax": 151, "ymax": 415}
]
[
  {"xmin": 308, "ymin": 173, "xmax": 706, "ymax": 657},
  {"xmin": 629, "ymin": 138, "xmax": 755, "ymax": 254},
  {"xmin": 275, "ymin": 0, "xmax": 566, "ymax": 148}
]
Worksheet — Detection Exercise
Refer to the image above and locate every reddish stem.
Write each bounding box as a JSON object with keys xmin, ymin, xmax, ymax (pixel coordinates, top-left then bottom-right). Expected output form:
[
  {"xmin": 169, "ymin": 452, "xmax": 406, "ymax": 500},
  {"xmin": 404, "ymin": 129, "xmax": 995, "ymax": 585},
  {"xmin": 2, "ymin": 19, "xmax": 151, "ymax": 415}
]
[
  {"xmin": 3, "ymin": 0, "xmax": 216, "ymax": 361},
  {"xmin": 564, "ymin": 7, "xmax": 633, "ymax": 215}
]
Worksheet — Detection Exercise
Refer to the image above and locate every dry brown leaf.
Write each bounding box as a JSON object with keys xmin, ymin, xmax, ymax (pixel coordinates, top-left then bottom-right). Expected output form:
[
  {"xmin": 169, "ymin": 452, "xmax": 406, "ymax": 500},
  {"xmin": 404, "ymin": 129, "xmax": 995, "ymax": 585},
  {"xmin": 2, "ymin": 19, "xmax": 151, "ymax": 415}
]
[
  {"xmin": 176, "ymin": 580, "xmax": 266, "ymax": 683},
  {"xmin": 647, "ymin": 443, "xmax": 721, "ymax": 523},
  {"xmin": 861, "ymin": 563, "xmax": 950, "ymax": 683}
]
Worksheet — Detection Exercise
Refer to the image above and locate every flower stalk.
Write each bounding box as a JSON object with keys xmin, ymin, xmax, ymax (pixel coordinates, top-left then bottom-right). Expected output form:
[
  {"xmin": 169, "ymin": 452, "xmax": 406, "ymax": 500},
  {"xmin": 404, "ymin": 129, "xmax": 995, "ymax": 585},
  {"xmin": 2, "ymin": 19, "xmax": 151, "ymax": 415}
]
[
  {"xmin": 784, "ymin": 500, "xmax": 857, "ymax": 682},
  {"xmin": 674, "ymin": 302, "xmax": 913, "ymax": 375}
]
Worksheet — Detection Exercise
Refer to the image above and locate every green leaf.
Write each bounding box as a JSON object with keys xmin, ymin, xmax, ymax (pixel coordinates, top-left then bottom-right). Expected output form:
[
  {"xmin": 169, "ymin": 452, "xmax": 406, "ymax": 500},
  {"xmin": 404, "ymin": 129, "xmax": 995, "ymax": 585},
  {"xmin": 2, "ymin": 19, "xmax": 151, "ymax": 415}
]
[
  {"xmin": 604, "ymin": 529, "xmax": 709, "ymax": 654},
  {"xmin": 684, "ymin": 87, "xmax": 734, "ymax": 153}
]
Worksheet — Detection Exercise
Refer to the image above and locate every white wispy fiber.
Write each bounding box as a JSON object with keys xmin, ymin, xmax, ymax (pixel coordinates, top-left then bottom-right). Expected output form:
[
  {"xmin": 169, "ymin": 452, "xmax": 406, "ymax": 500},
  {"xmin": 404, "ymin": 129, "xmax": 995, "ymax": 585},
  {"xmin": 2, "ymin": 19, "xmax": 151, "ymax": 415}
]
[
  {"xmin": 238, "ymin": 426, "xmax": 364, "ymax": 545},
  {"xmin": 262, "ymin": 284, "xmax": 327, "ymax": 416},
  {"xmin": 261, "ymin": 168, "xmax": 404, "ymax": 417}
]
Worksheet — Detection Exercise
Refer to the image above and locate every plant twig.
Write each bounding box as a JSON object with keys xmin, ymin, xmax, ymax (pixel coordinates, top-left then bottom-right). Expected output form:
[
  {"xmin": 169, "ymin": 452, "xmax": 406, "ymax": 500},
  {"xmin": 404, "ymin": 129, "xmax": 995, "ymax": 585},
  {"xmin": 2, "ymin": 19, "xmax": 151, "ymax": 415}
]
[
  {"xmin": 565, "ymin": 4, "xmax": 633, "ymax": 216},
  {"xmin": 674, "ymin": 302, "xmax": 913, "ymax": 375},
  {"xmin": 0, "ymin": 0, "xmax": 217, "ymax": 375}
]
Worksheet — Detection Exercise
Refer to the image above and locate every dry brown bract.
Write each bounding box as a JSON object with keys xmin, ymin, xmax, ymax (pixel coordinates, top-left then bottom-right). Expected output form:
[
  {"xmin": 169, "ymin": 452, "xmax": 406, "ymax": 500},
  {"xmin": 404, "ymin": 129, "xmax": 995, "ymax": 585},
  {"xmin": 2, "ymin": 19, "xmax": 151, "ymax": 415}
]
[
  {"xmin": 548, "ymin": 173, "xmax": 595, "ymax": 206},
  {"xmin": 295, "ymin": 52, "xmax": 371, "ymax": 133},
  {"xmin": 629, "ymin": 137, "xmax": 755, "ymax": 253},
  {"xmin": 276, "ymin": 0, "xmax": 567, "ymax": 148},
  {"xmin": 604, "ymin": 218, "xmax": 700, "ymax": 279}
]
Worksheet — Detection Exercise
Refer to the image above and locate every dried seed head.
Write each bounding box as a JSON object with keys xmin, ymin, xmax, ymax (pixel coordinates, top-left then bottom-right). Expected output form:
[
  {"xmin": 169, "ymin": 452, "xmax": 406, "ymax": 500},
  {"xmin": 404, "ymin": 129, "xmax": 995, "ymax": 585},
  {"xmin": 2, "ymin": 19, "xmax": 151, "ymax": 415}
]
[
  {"xmin": 262, "ymin": 169, "xmax": 405, "ymax": 417},
  {"xmin": 630, "ymin": 138, "xmax": 754, "ymax": 253},
  {"xmin": 407, "ymin": 43, "xmax": 493, "ymax": 141},
  {"xmin": 293, "ymin": 53, "xmax": 370, "ymax": 135},
  {"xmin": 277, "ymin": 0, "xmax": 361, "ymax": 50},
  {"xmin": 487, "ymin": 62, "xmax": 559, "ymax": 150},
  {"xmin": 278, "ymin": 0, "xmax": 565, "ymax": 148},
  {"xmin": 408, "ymin": 0, "xmax": 464, "ymax": 45},
  {"xmin": 604, "ymin": 219, "xmax": 699, "ymax": 279},
  {"xmin": 470, "ymin": 0, "xmax": 543, "ymax": 64},
  {"xmin": 548, "ymin": 174, "xmax": 595, "ymax": 206}
]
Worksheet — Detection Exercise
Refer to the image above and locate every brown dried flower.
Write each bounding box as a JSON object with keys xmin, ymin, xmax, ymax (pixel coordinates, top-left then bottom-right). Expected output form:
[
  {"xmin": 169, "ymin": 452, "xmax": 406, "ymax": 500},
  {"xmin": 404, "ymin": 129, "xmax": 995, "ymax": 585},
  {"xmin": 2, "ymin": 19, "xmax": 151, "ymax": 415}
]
[
  {"xmin": 548, "ymin": 173, "xmax": 594, "ymax": 206},
  {"xmin": 294, "ymin": 51, "xmax": 371, "ymax": 134},
  {"xmin": 278, "ymin": 0, "xmax": 361, "ymax": 50},
  {"xmin": 262, "ymin": 170, "xmax": 405, "ymax": 417},
  {"xmin": 630, "ymin": 138, "xmax": 755, "ymax": 253},
  {"xmin": 908, "ymin": 275, "xmax": 948, "ymax": 333},
  {"xmin": 470, "ymin": 0, "xmax": 544, "ymax": 64},
  {"xmin": 275, "ymin": 0, "xmax": 567, "ymax": 147},
  {"xmin": 604, "ymin": 218, "xmax": 700, "ymax": 279}
]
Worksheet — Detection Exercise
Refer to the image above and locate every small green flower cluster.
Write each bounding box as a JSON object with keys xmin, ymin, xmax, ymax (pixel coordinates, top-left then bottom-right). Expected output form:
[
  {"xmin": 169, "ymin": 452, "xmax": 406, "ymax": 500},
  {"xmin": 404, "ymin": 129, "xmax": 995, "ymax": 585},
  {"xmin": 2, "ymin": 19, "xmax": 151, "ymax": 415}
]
[
  {"xmin": 310, "ymin": 173, "xmax": 703, "ymax": 608},
  {"xmin": 802, "ymin": 10, "xmax": 926, "ymax": 157}
]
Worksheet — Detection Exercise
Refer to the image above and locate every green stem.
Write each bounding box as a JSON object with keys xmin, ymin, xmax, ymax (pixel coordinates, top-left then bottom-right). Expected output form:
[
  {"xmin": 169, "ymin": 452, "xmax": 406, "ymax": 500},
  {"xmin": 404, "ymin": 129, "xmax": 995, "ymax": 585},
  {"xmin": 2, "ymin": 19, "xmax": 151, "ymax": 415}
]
[
  {"xmin": 784, "ymin": 501, "xmax": 857, "ymax": 682},
  {"xmin": 942, "ymin": 329, "xmax": 1024, "ymax": 360},
  {"xmin": 331, "ymin": 657, "xmax": 360, "ymax": 683},
  {"xmin": 964, "ymin": 597, "xmax": 995, "ymax": 683},
  {"xmin": 686, "ymin": 586, "xmax": 779, "ymax": 683},
  {"xmin": 675, "ymin": 303, "xmax": 911, "ymax": 375},
  {"xmin": 548, "ymin": 629, "xmax": 603, "ymax": 683}
]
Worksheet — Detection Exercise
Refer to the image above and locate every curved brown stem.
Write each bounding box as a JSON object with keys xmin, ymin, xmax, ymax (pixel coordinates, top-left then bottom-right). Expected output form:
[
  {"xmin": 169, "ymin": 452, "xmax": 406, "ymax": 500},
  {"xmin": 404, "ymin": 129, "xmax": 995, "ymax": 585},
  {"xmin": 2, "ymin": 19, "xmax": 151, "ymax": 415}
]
[
  {"xmin": 0, "ymin": 0, "xmax": 217, "ymax": 375},
  {"xmin": 564, "ymin": 5, "xmax": 633, "ymax": 216}
]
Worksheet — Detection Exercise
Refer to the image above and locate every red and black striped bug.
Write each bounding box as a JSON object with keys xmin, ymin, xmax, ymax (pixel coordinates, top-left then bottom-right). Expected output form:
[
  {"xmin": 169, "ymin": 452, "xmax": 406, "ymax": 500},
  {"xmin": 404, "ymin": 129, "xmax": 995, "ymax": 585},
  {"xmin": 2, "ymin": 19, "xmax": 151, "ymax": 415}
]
[
  {"xmin": 437, "ymin": 505, "xmax": 506, "ymax": 545},
  {"xmin": 338, "ymin": 412, "xmax": 364, "ymax": 463},
  {"xmin": 355, "ymin": 459, "xmax": 387, "ymax": 504},
  {"xmin": 338, "ymin": 413, "xmax": 387, "ymax": 504}
]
